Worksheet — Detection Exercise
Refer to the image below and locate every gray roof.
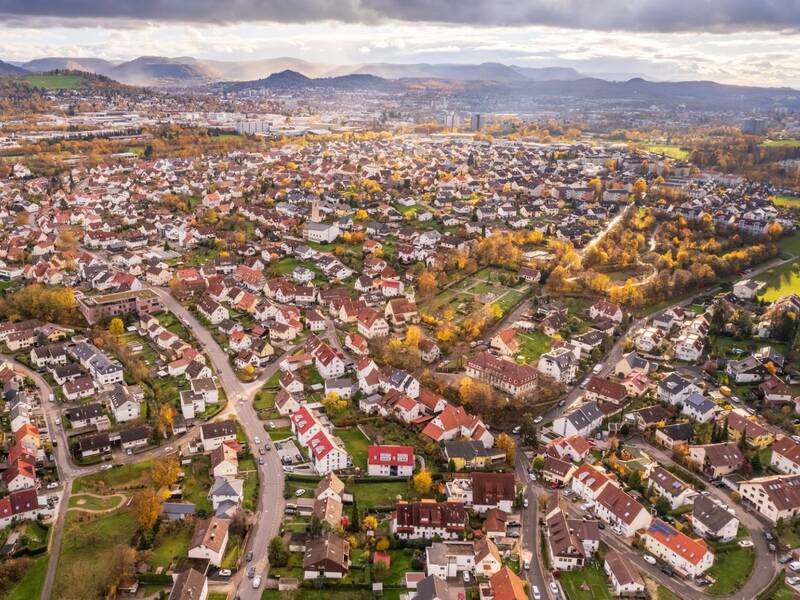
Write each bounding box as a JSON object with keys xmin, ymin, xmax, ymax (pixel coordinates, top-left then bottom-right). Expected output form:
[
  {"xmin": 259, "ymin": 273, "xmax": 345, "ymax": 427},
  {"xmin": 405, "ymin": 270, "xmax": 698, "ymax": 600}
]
[{"xmin": 693, "ymin": 495, "xmax": 737, "ymax": 533}]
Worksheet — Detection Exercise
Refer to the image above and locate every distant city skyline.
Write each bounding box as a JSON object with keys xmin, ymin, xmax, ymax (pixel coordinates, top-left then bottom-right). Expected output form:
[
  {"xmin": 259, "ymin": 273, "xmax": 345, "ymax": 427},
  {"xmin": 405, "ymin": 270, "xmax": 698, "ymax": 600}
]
[{"xmin": 2, "ymin": 1, "xmax": 800, "ymax": 86}]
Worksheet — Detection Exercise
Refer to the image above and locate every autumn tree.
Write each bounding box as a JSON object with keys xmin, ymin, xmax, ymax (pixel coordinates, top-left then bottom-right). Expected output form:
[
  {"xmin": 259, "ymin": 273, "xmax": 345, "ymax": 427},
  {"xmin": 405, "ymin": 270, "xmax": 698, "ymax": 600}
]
[
  {"xmin": 418, "ymin": 271, "xmax": 438, "ymax": 297},
  {"xmin": 322, "ymin": 391, "xmax": 348, "ymax": 417},
  {"xmin": 108, "ymin": 317, "xmax": 125, "ymax": 336},
  {"xmin": 151, "ymin": 457, "xmax": 180, "ymax": 492},
  {"xmin": 404, "ymin": 325, "xmax": 422, "ymax": 349},
  {"xmin": 362, "ymin": 515, "xmax": 379, "ymax": 531},
  {"xmin": 132, "ymin": 489, "xmax": 162, "ymax": 532},
  {"xmin": 495, "ymin": 433, "xmax": 516, "ymax": 464},
  {"xmin": 413, "ymin": 468, "xmax": 433, "ymax": 495}
]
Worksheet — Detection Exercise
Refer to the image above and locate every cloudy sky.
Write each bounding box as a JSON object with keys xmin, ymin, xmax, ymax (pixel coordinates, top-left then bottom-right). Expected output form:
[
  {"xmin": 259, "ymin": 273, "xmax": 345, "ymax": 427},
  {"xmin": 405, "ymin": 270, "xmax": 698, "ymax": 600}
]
[{"xmin": 1, "ymin": 0, "xmax": 800, "ymax": 86}]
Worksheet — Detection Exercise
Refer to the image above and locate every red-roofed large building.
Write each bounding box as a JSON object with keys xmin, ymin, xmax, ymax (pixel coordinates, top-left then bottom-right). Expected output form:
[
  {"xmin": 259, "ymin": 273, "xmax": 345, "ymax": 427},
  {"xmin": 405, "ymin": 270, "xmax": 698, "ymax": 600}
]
[
  {"xmin": 643, "ymin": 519, "xmax": 714, "ymax": 578},
  {"xmin": 0, "ymin": 489, "xmax": 47, "ymax": 528},
  {"xmin": 307, "ymin": 430, "xmax": 351, "ymax": 475},
  {"xmin": 570, "ymin": 463, "xmax": 612, "ymax": 501},
  {"xmin": 367, "ymin": 445, "xmax": 415, "ymax": 477},
  {"xmin": 466, "ymin": 351, "xmax": 537, "ymax": 398},
  {"xmin": 421, "ymin": 404, "xmax": 493, "ymax": 448},
  {"xmin": 392, "ymin": 500, "xmax": 467, "ymax": 540},
  {"xmin": 290, "ymin": 406, "xmax": 323, "ymax": 446}
]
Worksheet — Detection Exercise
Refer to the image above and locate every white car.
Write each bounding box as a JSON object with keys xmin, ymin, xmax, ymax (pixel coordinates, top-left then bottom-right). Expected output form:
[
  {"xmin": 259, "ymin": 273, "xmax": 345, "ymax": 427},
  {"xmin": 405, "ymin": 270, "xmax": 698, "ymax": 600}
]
[
  {"xmin": 55, "ymin": 418, "xmax": 61, "ymax": 426},
  {"xmin": 218, "ymin": 569, "xmax": 232, "ymax": 577},
  {"xmin": 254, "ymin": 436, "xmax": 261, "ymax": 445},
  {"xmin": 611, "ymin": 525, "xmax": 624, "ymax": 536},
  {"xmin": 738, "ymin": 539, "xmax": 754, "ymax": 548},
  {"xmin": 46, "ymin": 482, "xmax": 59, "ymax": 489},
  {"xmin": 533, "ymin": 416, "xmax": 543, "ymax": 424},
  {"xmin": 787, "ymin": 576, "xmax": 800, "ymax": 586},
  {"xmin": 163, "ymin": 446, "xmax": 174, "ymax": 453},
  {"xmin": 252, "ymin": 574, "xmax": 262, "ymax": 589},
  {"xmin": 462, "ymin": 572, "xmax": 471, "ymax": 583},
  {"xmin": 295, "ymin": 489, "xmax": 306, "ymax": 497},
  {"xmin": 529, "ymin": 472, "xmax": 537, "ymax": 481},
  {"xmin": 592, "ymin": 363, "xmax": 604, "ymax": 374},
  {"xmin": 523, "ymin": 498, "xmax": 529, "ymax": 508},
  {"xmin": 549, "ymin": 581, "xmax": 559, "ymax": 597},
  {"xmin": 643, "ymin": 554, "xmax": 657, "ymax": 565},
  {"xmin": 101, "ymin": 464, "xmax": 113, "ymax": 471},
  {"xmin": 532, "ymin": 585, "xmax": 542, "ymax": 600}
]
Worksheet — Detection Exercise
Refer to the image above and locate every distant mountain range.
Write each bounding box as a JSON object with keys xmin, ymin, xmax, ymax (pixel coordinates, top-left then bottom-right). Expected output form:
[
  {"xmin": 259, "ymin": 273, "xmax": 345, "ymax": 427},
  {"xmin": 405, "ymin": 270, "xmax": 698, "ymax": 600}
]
[
  {"xmin": 0, "ymin": 60, "xmax": 28, "ymax": 76},
  {"xmin": 8, "ymin": 55, "xmax": 586, "ymax": 87}
]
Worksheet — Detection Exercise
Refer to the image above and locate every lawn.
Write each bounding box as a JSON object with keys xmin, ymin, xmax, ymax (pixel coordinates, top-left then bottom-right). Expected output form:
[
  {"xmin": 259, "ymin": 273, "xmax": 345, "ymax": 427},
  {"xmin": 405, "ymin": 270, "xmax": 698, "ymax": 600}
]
[
  {"xmin": 181, "ymin": 455, "xmax": 212, "ymax": 513},
  {"xmin": 772, "ymin": 195, "xmax": 800, "ymax": 209},
  {"xmin": 286, "ymin": 478, "xmax": 409, "ymax": 509},
  {"xmin": 69, "ymin": 493, "xmax": 124, "ymax": 511},
  {"xmin": 22, "ymin": 73, "xmax": 87, "ymax": 89},
  {"xmin": 15, "ymin": 521, "xmax": 49, "ymax": 554},
  {"xmin": 706, "ymin": 546, "xmax": 755, "ymax": 595},
  {"xmin": 383, "ymin": 548, "xmax": 414, "ymax": 584},
  {"xmin": 755, "ymin": 259, "xmax": 800, "ymax": 301},
  {"xmin": 558, "ymin": 564, "xmax": 613, "ymax": 600},
  {"xmin": 779, "ymin": 231, "xmax": 800, "ymax": 257},
  {"xmin": 762, "ymin": 139, "xmax": 800, "ymax": 148},
  {"xmin": 334, "ymin": 427, "xmax": 371, "ymax": 471},
  {"xmin": 253, "ymin": 390, "xmax": 275, "ymax": 411},
  {"xmin": 154, "ymin": 311, "xmax": 192, "ymax": 341},
  {"xmin": 53, "ymin": 509, "xmax": 138, "ymax": 599},
  {"xmin": 268, "ymin": 425, "xmax": 293, "ymax": 441},
  {"xmin": 515, "ymin": 331, "xmax": 552, "ymax": 363},
  {"xmin": 2, "ymin": 554, "xmax": 48, "ymax": 600},
  {"xmin": 149, "ymin": 522, "xmax": 193, "ymax": 570},
  {"xmin": 644, "ymin": 144, "xmax": 690, "ymax": 160},
  {"xmin": 243, "ymin": 472, "xmax": 258, "ymax": 511},
  {"xmin": 73, "ymin": 460, "xmax": 154, "ymax": 494}
]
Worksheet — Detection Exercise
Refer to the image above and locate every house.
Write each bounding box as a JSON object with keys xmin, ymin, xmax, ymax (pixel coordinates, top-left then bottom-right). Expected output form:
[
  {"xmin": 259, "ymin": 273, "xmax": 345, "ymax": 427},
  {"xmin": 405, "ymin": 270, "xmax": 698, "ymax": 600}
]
[
  {"xmin": 771, "ymin": 435, "xmax": 800, "ymax": 475},
  {"xmin": 188, "ymin": 517, "xmax": 229, "ymax": 566},
  {"xmin": 739, "ymin": 474, "xmax": 800, "ymax": 523},
  {"xmin": 208, "ymin": 476, "xmax": 244, "ymax": 509},
  {"xmin": 590, "ymin": 300, "xmax": 623, "ymax": 324},
  {"xmin": 0, "ymin": 489, "xmax": 48, "ymax": 528},
  {"xmin": 691, "ymin": 496, "xmax": 740, "ymax": 542},
  {"xmin": 537, "ymin": 347, "xmax": 577, "ymax": 384},
  {"xmin": 163, "ymin": 502, "xmax": 197, "ymax": 522},
  {"xmin": 4, "ymin": 459, "xmax": 36, "ymax": 492},
  {"xmin": 642, "ymin": 519, "xmax": 714, "ymax": 578},
  {"xmin": 465, "ymin": 351, "xmax": 537, "ymax": 398},
  {"xmin": 200, "ymin": 420, "xmax": 237, "ymax": 452},
  {"xmin": 392, "ymin": 500, "xmax": 467, "ymax": 540},
  {"xmin": 584, "ymin": 376, "xmax": 628, "ymax": 405},
  {"xmin": 541, "ymin": 455, "xmax": 576, "ymax": 487},
  {"xmin": 726, "ymin": 411, "xmax": 775, "ymax": 449},
  {"xmin": 726, "ymin": 356, "xmax": 768, "ymax": 384},
  {"xmin": 552, "ymin": 401, "xmax": 604, "ymax": 438},
  {"xmin": 545, "ymin": 500, "xmax": 600, "ymax": 571},
  {"xmin": 614, "ymin": 352, "xmax": 651, "ymax": 378},
  {"xmin": 647, "ymin": 466, "xmax": 695, "ymax": 509},
  {"xmin": 315, "ymin": 472, "xmax": 345, "ymax": 503},
  {"xmin": 445, "ymin": 473, "xmax": 516, "ymax": 513},
  {"xmin": 425, "ymin": 541, "xmax": 476, "ymax": 579},
  {"xmin": 168, "ymin": 568, "xmax": 207, "ymax": 600},
  {"xmin": 571, "ymin": 463, "xmax": 612, "ymax": 501},
  {"xmin": 307, "ymin": 430, "xmax": 352, "ymax": 475},
  {"xmin": 681, "ymin": 393, "xmax": 719, "ymax": 423},
  {"xmin": 688, "ymin": 443, "xmax": 745, "ymax": 478},
  {"xmin": 303, "ymin": 532, "xmax": 350, "ymax": 579},
  {"xmin": 733, "ymin": 278, "xmax": 765, "ymax": 300},
  {"xmin": 442, "ymin": 441, "xmax": 506, "ymax": 471},
  {"xmin": 210, "ymin": 441, "xmax": 239, "ymax": 477},
  {"xmin": 657, "ymin": 372, "xmax": 702, "ymax": 405},
  {"xmin": 654, "ymin": 423, "xmax": 694, "ymax": 451},
  {"xmin": 490, "ymin": 328, "xmax": 520, "ymax": 356},
  {"xmin": 196, "ymin": 296, "xmax": 229, "ymax": 324},
  {"xmin": 409, "ymin": 575, "xmax": 456, "ymax": 600},
  {"xmin": 63, "ymin": 376, "xmax": 94, "ymax": 402},
  {"xmin": 357, "ymin": 308, "xmax": 390, "ymax": 339},
  {"xmin": 422, "ymin": 404, "xmax": 493, "ymax": 449},
  {"xmin": 120, "ymin": 426, "xmax": 151, "ymax": 453},
  {"xmin": 483, "ymin": 567, "xmax": 528, "ymax": 600},
  {"xmin": 313, "ymin": 495, "xmax": 343, "ymax": 529},
  {"xmin": 180, "ymin": 391, "xmax": 206, "ymax": 420},
  {"xmin": 604, "ymin": 551, "xmax": 645, "ymax": 598},
  {"xmin": 303, "ymin": 221, "xmax": 340, "ymax": 244},
  {"xmin": 65, "ymin": 402, "xmax": 104, "ymax": 429},
  {"xmin": 759, "ymin": 376, "xmax": 793, "ymax": 405},
  {"xmin": 546, "ymin": 435, "xmax": 592, "ymax": 463},
  {"xmin": 626, "ymin": 405, "xmax": 672, "ymax": 432},
  {"xmin": 105, "ymin": 385, "xmax": 140, "ymax": 423},
  {"xmin": 275, "ymin": 390, "xmax": 303, "ymax": 416},
  {"xmin": 594, "ymin": 484, "xmax": 651, "ymax": 537},
  {"xmin": 367, "ymin": 445, "xmax": 415, "ymax": 477},
  {"xmin": 79, "ymin": 432, "xmax": 111, "ymax": 458}
]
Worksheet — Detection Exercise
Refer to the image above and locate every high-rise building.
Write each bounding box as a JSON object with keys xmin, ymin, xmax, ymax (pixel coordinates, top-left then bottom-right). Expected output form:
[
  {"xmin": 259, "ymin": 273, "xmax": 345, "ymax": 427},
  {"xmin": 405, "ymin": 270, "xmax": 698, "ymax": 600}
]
[{"xmin": 470, "ymin": 113, "xmax": 483, "ymax": 131}]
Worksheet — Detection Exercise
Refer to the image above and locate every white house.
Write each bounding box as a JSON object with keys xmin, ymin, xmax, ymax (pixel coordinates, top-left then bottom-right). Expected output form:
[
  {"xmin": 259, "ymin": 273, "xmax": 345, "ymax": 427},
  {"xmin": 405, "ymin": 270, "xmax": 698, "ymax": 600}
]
[{"xmin": 642, "ymin": 519, "xmax": 714, "ymax": 578}]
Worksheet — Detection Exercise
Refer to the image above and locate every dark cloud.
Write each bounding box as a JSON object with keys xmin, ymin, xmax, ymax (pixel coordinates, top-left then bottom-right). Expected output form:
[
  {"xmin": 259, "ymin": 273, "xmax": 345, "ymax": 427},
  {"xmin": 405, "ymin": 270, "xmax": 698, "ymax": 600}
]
[{"xmin": 0, "ymin": 0, "xmax": 799, "ymax": 32}]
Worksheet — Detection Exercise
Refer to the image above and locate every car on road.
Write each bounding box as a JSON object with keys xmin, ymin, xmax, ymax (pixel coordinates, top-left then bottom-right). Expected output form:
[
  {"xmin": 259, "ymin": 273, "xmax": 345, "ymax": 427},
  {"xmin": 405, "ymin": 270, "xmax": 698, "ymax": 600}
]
[
  {"xmin": 533, "ymin": 416, "xmax": 543, "ymax": 424},
  {"xmin": 164, "ymin": 446, "xmax": 174, "ymax": 453},
  {"xmin": 246, "ymin": 551, "xmax": 253, "ymax": 562},
  {"xmin": 259, "ymin": 447, "xmax": 265, "ymax": 455},
  {"xmin": 252, "ymin": 575, "xmax": 262, "ymax": 589},
  {"xmin": 269, "ymin": 422, "xmax": 276, "ymax": 429},
  {"xmin": 218, "ymin": 569, "xmax": 232, "ymax": 577},
  {"xmin": 101, "ymin": 464, "xmax": 113, "ymax": 470},
  {"xmin": 295, "ymin": 489, "xmax": 306, "ymax": 497},
  {"xmin": 532, "ymin": 585, "xmax": 542, "ymax": 600},
  {"xmin": 462, "ymin": 572, "xmax": 471, "ymax": 583},
  {"xmin": 660, "ymin": 565, "xmax": 674, "ymax": 577},
  {"xmin": 611, "ymin": 524, "xmax": 624, "ymax": 536},
  {"xmin": 738, "ymin": 539, "xmax": 754, "ymax": 548},
  {"xmin": 765, "ymin": 531, "xmax": 775, "ymax": 541},
  {"xmin": 512, "ymin": 425, "xmax": 521, "ymax": 434},
  {"xmin": 529, "ymin": 472, "xmax": 536, "ymax": 481},
  {"xmin": 55, "ymin": 418, "xmax": 61, "ymax": 425},
  {"xmin": 597, "ymin": 522, "xmax": 605, "ymax": 529},
  {"xmin": 46, "ymin": 482, "xmax": 59, "ymax": 489},
  {"xmin": 549, "ymin": 582, "xmax": 560, "ymax": 597},
  {"xmin": 769, "ymin": 543, "xmax": 778, "ymax": 553},
  {"xmin": 592, "ymin": 363, "xmax": 604, "ymax": 374},
  {"xmin": 247, "ymin": 567, "xmax": 255, "ymax": 579},
  {"xmin": 523, "ymin": 498, "xmax": 529, "ymax": 508},
  {"xmin": 254, "ymin": 436, "xmax": 261, "ymax": 445},
  {"xmin": 558, "ymin": 399, "xmax": 566, "ymax": 407},
  {"xmin": 643, "ymin": 554, "xmax": 657, "ymax": 565},
  {"xmin": 265, "ymin": 444, "xmax": 271, "ymax": 451},
  {"xmin": 259, "ymin": 457, "xmax": 265, "ymax": 465}
]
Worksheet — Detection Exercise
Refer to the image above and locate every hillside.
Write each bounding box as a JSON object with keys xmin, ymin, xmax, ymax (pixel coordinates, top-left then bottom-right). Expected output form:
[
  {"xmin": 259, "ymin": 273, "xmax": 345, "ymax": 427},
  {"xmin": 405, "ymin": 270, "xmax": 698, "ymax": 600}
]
[
  {"xmin": 21, "ymin": 57, "xmax": 117, "ymax": 74},
  {"xmin": 0, "ymin": 60, "xmax": 28, "ymax": 76},
  {"xmin": 106, "ymin": 56, "xmax": 221, "ymax": 87},
  {"xmin": 221, "ymin": 69, "xmax": 391, "ymax": 92}
]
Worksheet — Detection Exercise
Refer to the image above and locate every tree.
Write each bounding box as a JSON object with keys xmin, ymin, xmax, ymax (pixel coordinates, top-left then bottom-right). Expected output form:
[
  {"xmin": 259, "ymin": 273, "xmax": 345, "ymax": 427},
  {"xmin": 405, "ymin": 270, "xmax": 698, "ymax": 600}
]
[
  {"xmin": 655, "ymin": 496, "xmax": 672, "ymax": 517},
  {"xmin": 108, "ymin": 317, "xmax": 125, "ymax": 336},
  {"xmin": 268, "ymin": 536, "xmax": 289, "ymax": 567},
  {"xmin": 413, "ymin": 468, "xmax": 433, "ymax": 495},
  {"xmin": 151, "ymin": 457, "xmax": 180, "ymax": 492},
  {"xmin": 131, "ymin": 489, "xmax": 161, "ymax": 532},
  {"xmin": 376, "ymin": 537, "xmax": 390, "ymax": 552},
  {"xmin": 633, "ymin": 178, "xmax": 648, "ymax": 198},
  {"xmin": 495, "ymin": 433, "xmax": 516, "ymax": 464},
  {"xmin": 532, "ymin": 455, "xmax": 545, "ymax": 472},
  {"xmin": 309, "ymin": 515, "xmax": 323, "ymax": 536},
  {"xmin": 158, "ymin": 404, "xmax": 175, "ymax": 434},
  {"xmin": 350, "ymin": 497, "xmax": 360, "ymax": 532},
  {"xmin": 322, "ymin": 391, "xmax": 348, "ymax": 417},
  {"xmin": 404, "ymin": 325, "xmax": 422, "ymax": 349},
  {"xmin": 362, "ymin": 515, "xmax": 379, "ymax": 531},
  {"xmin": 418, "ymin": 271, "xmax": 438, "ymax": 297}
]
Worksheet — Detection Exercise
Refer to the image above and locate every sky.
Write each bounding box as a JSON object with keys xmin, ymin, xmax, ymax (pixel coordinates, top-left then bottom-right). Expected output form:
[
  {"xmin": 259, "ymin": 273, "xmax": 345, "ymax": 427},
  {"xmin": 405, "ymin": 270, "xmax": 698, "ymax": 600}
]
[{"xmin": 1, "ymin": 1, "xmax": 800, "ymax": 86}]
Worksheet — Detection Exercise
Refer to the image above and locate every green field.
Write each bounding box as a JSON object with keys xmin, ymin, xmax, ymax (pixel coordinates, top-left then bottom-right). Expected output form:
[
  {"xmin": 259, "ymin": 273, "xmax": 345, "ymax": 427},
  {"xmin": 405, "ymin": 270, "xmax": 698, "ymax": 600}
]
[
  {"xmin": 73, "ymin": 460, "xmax": 154, "ymax": 494},
  {"xmin": 22, "ymin": 73, "xmax": 87, "ymax": 90},
  {"xmin": 149, "ymin": 522, "xmax": 194, "ymax": 570},
  {"xmin": 644, "ymin": 144, "xmax": 690, "ymax": 160},
  {"xmin": 762, "ymin": 139, "xmax": 800, "ymax": 148},
  {"xmin": 706, "ymin": 546, "xmax": 755, "ymax": 595},
  {"xmin": 69, "ymin": 493, "xmax": 124, "ymax": 511},
  {"xmin": 779, "ymin": 232, "xmax": 800, "ymax": 257},
  {"xmin": 53, "ymin": 509, "xmax": 138, "ymax": 599},
  {"xmin": 755, "ymin": 259, "xmax": 800, "ymax": 301},
  {"xmin": 515, "ymin": 331, "xmax": 553, "ymax": 363},
  {"xmin": 559, "ymin": 564, "xmax": 613, "ymax": 600},
  {"xmin": 772, "ymin": 195, "xmax": 800, "ymax": 209},
  {"xmin": 334, "ymin": 427, "xmax": 371, "ymax": 471},
  {"xmin": 2, "ymin": 555, "xmax": 49, "ymax": 600}
]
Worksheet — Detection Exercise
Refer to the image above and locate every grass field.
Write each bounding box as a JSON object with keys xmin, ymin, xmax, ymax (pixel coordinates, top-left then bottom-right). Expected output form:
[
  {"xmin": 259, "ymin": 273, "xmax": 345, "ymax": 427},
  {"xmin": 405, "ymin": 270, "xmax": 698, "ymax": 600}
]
[
  {"xmin": 149, "ymin": 522, "xmax": 193, "ymax": 570},
  {"xmin": 645, "ymin": 144, "xmax": 690, "ymax": 160},
  {"xmin": 22, "ymin": 73, "xmax": 87, "ymax": 89},
  {"xmin": 706, "ymin": 546, "xmax": 755, "ymax": 595},
  {"xmin": 2, "ymin": 555, "xmax": 48, "ymax": 600},
  {"xmin": 69, "ymin": 493, "xmax": 124, "ymax": 511},
  {"xmin": 559, "ymin": 564, "xmax": 613, "ymax": 600},
  {"xmin": 286, "ymin": 478, "xmax": 409, "ymax": 509},
  {"xmin": 772, "ymin": 195, "xmax": 800, "ymax": 209},
  {"xmin": 73, "ymin": 460, "xmax": 154, "ymax": 494},
  {"xmin": 755, "ymin": 259, "xmax": 800, "ymax": 301},
  {"xmin": 762, "ymin": 139, "xmax": 800, "ymax": 148},
  {"xmin": 334, "ymin": 427, "xmax": 371, "ymax": 471},
  {"xmin": 53, "ymin": 509, "xmax": 138, "ymax": 599},
  {"xmin": 515, "ymin": 331, "xmax": 552, "ymax": 363},
  {"xmin": 779, "ymin": 232, "xmax": 800, "ymax": 257},
  {"xmin": 421, "ymin": 267, "xmax": 530, "ymax": 321}
]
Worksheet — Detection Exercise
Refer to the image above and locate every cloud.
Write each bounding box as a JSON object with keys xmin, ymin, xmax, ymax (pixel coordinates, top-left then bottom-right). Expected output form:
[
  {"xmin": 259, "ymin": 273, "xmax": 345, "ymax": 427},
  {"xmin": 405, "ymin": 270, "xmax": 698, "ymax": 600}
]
[{"xmin": 2, "ymin": 0, "xmax": 800, "ymax": 33}]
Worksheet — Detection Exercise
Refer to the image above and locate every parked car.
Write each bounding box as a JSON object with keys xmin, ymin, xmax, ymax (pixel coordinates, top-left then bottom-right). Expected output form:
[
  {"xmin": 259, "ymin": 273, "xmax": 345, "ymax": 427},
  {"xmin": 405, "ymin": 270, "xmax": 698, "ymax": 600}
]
[
  {"xmin": 643, "ymin": 555, "xmax": 657, "ymax": 565},
  {"xmin": 592, "ymin": 363, "xmax": 604, "ymax": 374},
  {"xmin": 532, "ymin": 585, "xmax": 542, "ymax": 600},
  {"xmin": 246, "ymin": 551, "xmax": 253, "ymax": 562},
  {"xmin": 738, "ymin": 539, "xmax": 754, "ymax": 548},
  {"xmin": 252, "ymin": 575, "xmax": 262, "ymax": 589},
  {"xmin": 611, "ymin": 524, "xmax": 624, "ymax": 536},
  {"xmin": 259, "ymin": 457, "xmax": 265, "ymax": 465},
  {"xmin": 46, "ymin": 482, "xmax": 59, "ymax": 489},
  {"xmin": 787, "ymin": 576, "xmax": 800, "ymax": 586},
  {"xmin": 533, "ymin": 416, "xmax": 543, "ymax": 424},
  {"xmin": 512, "ymin": 426, "xmax": 521, "ymax": 434},
  {"xmin": 523, "ymin": 498, "xmax": 529, "ymax": 508},
  {"xmin": 218, "ymin": 569, "xmax": 232, "ymax": 577},
  {"xmin": 254, "ymin": 436, "xmax": 261, "ymax": 445},
  {"xmin": 549, "ymin": 582, "xmax": 559, "ymax": 597},
  {"xmin": 247, "ymin": 567, "xmax": 255, "ymax": 579},
  {"xmin": 660, "ymin": 565, "xmax": 674, "ymax": 577},
  {"xmin": 462, "ymin": 572, "xmax": 471, "ymax": 583},
  {"xmin": 259, "ymin": 447, "xmax": 265, "ymax": 455},
  {"xmin": 295, "ymin": 489, "xmax": 306, "ymax": 497}
]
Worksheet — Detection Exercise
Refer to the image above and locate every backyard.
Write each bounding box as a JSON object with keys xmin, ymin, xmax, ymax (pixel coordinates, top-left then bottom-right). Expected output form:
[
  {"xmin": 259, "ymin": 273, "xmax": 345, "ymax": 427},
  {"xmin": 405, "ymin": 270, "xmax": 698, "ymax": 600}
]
[
  {"xmin": 754, "ymin": 259, "xmax": 800, "ymax": 301},
  {"xmin": 558, "ymin": 564, "xmax": 613, "ymax": 600},
  {"xmin": 2, "ymin": 555, "xmax": 49, "ymax": 600},
  {"xmin": 515, "ymin": 330, "xmax": 553, "ymax": 363},
  {"xmin": 706, "ymin": 545, "xmax": 755, "ymax": 595},
  {"xmin": 334, "ymin": 427, "xmax": 371, "ymax": 471}
]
